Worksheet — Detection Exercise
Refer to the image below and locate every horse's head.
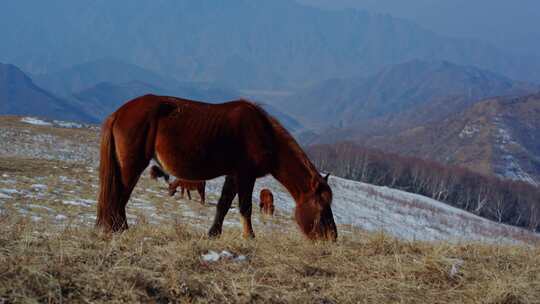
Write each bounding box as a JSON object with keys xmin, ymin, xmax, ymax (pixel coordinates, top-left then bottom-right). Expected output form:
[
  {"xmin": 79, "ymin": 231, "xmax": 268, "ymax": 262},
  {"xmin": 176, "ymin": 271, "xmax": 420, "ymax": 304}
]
[{"xmin": 295, "ymin": 173, "xmax": 337, "ymax": 241}]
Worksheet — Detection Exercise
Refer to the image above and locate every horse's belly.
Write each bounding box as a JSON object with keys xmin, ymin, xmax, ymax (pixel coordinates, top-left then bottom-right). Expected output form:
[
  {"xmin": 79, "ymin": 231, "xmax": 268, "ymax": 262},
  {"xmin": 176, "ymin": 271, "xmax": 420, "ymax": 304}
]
[{"xmin": 155, "ymin": 145, "xmax": 233, "ymax": 180}]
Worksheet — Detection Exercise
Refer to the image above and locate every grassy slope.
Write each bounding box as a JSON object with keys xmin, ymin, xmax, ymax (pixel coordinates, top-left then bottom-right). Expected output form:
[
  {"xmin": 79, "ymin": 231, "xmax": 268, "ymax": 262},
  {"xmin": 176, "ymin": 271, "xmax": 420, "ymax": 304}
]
[
  {"xmin": 1, "ymin": 155, "xmax": 539, "ymax": 303},
  {"xmin": 1, "ymin": 116, "xmax": 540, "ymax": 303},
  {"xmin": 1, "ymin": 214, "xmax": 539, "ymax": 303}
]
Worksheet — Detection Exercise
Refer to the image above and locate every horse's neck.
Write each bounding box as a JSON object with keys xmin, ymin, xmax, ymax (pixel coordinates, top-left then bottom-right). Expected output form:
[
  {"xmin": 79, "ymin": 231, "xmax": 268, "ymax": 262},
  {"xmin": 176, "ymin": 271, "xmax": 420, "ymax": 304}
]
[{"xmin": 271, "ymin": 141, "xmax": 318, "ymax": 203}]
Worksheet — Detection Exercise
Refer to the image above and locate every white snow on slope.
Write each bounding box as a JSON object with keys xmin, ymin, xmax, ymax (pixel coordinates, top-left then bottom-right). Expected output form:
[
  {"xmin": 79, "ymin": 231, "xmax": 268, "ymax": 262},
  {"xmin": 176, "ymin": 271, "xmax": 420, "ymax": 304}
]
[
  {"xmin": 205, "ymin": 174, "xmax": 537, "ymax": 244},
  {"xmin": 52, "ymin": 120, "xmax": 84, "ymax": 129},
  {"xmin": 62, "ymin": 199, "xmax": 95, "ymax": 207},
  {"xmin": 0, "ymin": 193, "xmax": 12, "ymax": 199},
  {"xmin": 493, "ymin": 116, "xmax": 538, "ymax": 185},
  {"xmin": 21, "ymin": 117, "xmax": 52, "ymax": 126}
]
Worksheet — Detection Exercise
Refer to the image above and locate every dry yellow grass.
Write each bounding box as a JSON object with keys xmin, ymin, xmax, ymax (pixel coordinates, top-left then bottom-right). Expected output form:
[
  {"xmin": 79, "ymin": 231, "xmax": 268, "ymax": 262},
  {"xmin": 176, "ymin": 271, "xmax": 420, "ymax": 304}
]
[{"xmin": 1, "ymin": 212, "xmax": 539, "ymax": 304}]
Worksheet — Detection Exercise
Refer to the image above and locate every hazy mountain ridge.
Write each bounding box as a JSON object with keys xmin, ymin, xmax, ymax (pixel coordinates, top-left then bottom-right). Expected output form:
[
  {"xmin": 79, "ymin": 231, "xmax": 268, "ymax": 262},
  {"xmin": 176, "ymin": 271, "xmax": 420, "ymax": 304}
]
[
  {"xmin": 296, "ymin": 0, "xmax": 540, "ymax": 55},
  {"xmin": 0, "ymin": 63, "xmax": 94, "ymax": 122},
  {"xmin": 282, "ymin": 60, "xmax": 535, "ymax": 130},
  {"xmin": 33, "ymin": 58, "xmax": 179, "ymax": 98},
  {"xmin": 2, "ymin": 0, "xmax": 540, "ymax": 90},
  {"xmin": 2, "ymin": 57, "xmax": 305, "ymax": 133},
  {"xmin": 72, "ymin": 80, "xmax": 304, "ymax": 132}
]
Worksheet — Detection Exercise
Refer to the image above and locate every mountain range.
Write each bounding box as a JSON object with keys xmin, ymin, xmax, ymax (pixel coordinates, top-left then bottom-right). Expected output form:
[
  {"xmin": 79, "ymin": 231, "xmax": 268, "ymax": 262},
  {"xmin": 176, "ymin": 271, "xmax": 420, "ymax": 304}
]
[
  {"xmin": 1, "ymin": 60, "xmax": 303, "ymax": 132},
  {"xmin": 2, "ymin": 0, "xmax": 540, "ymax": 91},
  {"xmin": 296, "ymin": 0, "xmax": 540, "ymax": 56},
  {"xmin": 280, "ymin": 60, "xmax": 536, "ymax": 131},
  {"xmin": 33, "ymin": 58, "xmax": 179, "ymax": 98},
  {"xmin": 275, "ymin": 60, "xmax": 540, "ymax": 184},
  {"xmin": 0, "ymin": 63, "xmax": 94, "ymax": 122}
]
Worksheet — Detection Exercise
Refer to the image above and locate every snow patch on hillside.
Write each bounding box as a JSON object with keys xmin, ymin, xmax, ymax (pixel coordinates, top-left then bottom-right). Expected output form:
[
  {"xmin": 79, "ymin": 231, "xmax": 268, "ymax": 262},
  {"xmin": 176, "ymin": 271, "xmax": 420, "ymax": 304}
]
[
  {"xmin": 493, "ymin": 116, "xmax": 537, "ymax": 185},
  {"xmin": 459, "ymin": 124, "xmax": 479, "ymax": 138},
  {"xmin": 21, "ymin": 117, "xmax": 52, "ymax": 126},
  {"xmin": 205, "ymin": 175, "xmax": 537, "ymax": 244}
]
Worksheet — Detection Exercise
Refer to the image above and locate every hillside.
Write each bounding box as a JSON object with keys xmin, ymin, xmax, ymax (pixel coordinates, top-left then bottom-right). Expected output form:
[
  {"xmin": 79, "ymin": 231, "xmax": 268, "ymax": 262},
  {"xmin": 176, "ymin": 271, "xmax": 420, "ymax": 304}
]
[
  {"xmin": 280, "ymin": 60, "xmax": 535, "ymax": 130},
  {"xmin": 362, "ymin": 93, "xmax": 540, "ymax": 185},
  {"xmin": 1, "ymin": 115, "xmax": 539, "ymax": 303},
  {"xmin": 2, "ymin": 0, "xmax": 540, "ymax": 90},
  {"xmin": 0, "ymin": 63, "xmax": 94, "ymax": 122},
  {"xmin": 1, "ymin": 115, "xmax": 536, "ymax": 243}
]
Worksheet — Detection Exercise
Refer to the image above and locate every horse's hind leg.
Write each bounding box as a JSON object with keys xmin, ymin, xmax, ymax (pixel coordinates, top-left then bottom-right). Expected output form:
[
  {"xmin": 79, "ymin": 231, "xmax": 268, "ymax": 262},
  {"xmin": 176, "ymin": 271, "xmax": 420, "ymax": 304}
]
[
  {"xmin": 238, "ymin": 176, "xmax": 256, "ymax": 239},
  {"xmin": 187, "ymin": 189, "xmax": 192, "ymax": 200},
  {"xmin": 208, "ymin": 175, "xmax": 237, "ymax": 238},
  {"xmin": 98, "ymin": 157, "xmax": 148, "ymax": 232},
  {"xmin": 97, "ymin": 116, "xmax": 152, "ymax": 232}
]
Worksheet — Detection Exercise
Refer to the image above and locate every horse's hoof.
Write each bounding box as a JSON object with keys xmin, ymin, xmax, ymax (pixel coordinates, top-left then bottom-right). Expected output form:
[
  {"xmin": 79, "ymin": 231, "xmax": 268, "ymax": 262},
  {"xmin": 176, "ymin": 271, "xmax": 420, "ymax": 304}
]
[
  {"xmin": 242, "ymin": 232, "xmax": 255, "ymax": 240},
  {"xmin": 208, "ymin": 226, "xmax": 222, "ymax": 239}
]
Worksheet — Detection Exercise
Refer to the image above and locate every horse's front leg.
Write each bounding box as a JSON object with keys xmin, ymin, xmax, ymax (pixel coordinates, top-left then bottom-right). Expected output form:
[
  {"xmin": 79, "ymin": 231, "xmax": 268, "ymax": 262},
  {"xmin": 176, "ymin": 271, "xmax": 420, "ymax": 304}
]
[
  {"xmin": 199, "ymin": 187, "xmax": 206, "ymax": 205},
  {"xmin": 208, "ymin": 175, "xmax": 237, "ymax": 238},
  {"xmin": 238, "ymin": 176, "xmax": 256, "ymax": 239}
]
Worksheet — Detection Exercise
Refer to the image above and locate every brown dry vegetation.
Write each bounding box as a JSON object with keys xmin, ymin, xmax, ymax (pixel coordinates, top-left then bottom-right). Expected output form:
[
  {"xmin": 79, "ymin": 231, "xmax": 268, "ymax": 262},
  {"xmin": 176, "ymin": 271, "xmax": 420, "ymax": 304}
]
[{"xmin": 1, "ymin": 213, "xmax": 540, "ymax": 303}]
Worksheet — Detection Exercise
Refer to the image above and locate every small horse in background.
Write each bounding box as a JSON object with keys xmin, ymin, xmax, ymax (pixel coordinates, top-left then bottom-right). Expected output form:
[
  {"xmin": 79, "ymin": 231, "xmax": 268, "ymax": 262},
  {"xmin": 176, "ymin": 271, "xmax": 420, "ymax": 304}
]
[
  {"xmin": 259, "ymin": 189, "xmax": 275, "ymax": 216},
  {"xmin": 169, "ymin": 179, "xmax": 206, "ymax": 205},
  {"xmin": 150, "ymin": 165, "xmax": 206, "ymax": 204},
  {"xmin": 97, "ymin": 95, "xmax": 337, "ymax": 241}
]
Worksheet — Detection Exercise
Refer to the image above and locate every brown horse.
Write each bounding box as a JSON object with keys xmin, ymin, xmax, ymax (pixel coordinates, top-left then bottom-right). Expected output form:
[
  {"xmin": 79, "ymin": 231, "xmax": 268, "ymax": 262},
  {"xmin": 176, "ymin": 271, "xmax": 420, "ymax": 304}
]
[
  {"xmin": 97, "ymin": 95, "xmax": 337, "ymax": 240},
  {"xmin": 150, "ymin": 165, "xmax": 206, "ymax": 204},
  {"xmin": 259, "ymin": 189, "xmax": 275, "ymax": 216},
  {"xmin": 168, "ymin": 178, "xmax": 206, "ymax": 205}
]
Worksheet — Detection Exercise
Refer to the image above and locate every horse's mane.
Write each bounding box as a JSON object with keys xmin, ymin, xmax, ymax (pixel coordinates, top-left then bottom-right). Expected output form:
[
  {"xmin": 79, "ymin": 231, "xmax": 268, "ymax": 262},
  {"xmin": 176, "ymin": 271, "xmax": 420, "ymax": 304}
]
[{"xmin": 245, "ymin": 100, "xmax": 321, "ymax": 186}]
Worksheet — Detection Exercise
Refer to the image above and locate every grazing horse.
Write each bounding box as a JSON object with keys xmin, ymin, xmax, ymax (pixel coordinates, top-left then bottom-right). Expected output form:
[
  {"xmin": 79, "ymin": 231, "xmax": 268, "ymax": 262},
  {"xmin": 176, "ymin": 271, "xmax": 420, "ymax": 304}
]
[
  {"xmin": 168, "ymin": 178, "xmax": 206, "ymax": 205},
  {"xmin": 97, "ymin": 95, "xmax": 337, "ymax": 240},
  {"xmin": 259, "ymin": 189, "xmax": 275, "ymax": 216}
]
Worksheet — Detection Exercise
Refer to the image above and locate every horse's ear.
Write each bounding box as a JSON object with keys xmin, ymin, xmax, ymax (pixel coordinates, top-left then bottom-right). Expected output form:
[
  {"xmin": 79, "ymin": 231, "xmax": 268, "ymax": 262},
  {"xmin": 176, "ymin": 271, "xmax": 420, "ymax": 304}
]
[{"xmin": 324, "ymin": 173, "xmax": 330, "ymax": 182}]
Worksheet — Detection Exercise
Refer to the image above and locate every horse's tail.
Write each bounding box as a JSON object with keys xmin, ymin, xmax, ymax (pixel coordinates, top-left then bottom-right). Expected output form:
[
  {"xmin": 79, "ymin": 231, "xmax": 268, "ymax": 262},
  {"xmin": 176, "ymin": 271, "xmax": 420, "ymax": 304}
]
[{"xmin": 96, "ymin": 114, "xmax": 123, "ymax": 230}]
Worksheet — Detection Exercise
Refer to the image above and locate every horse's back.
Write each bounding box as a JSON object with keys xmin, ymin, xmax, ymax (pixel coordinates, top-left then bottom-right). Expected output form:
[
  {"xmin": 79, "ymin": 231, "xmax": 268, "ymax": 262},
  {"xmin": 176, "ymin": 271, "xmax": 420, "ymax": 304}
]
[
  {"xmin": 149, "ymin": 96, "xmax": 275, "ymax": 179},
  {"xmin": 109, "ymin": 94, "xmax": 277, "ymax": 180}
]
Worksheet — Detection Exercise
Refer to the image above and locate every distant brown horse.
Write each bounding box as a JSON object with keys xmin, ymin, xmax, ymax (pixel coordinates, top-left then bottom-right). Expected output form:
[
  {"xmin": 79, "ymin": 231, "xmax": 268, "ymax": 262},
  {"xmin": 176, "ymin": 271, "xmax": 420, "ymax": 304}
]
[
  {"xmin": 150, "ymin": 165, "xmax": 206, "ymax": 204},
  {"xmin": 259, "ymin": 189, "xmax": 275, "ymax": 216},
  {"xmin": 97, "ymin": 95, "xmax": 337, "ymax": 240},
  {"xmin": 168, "ymin": 178, "xmax": 206, "ymax": 205}
]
